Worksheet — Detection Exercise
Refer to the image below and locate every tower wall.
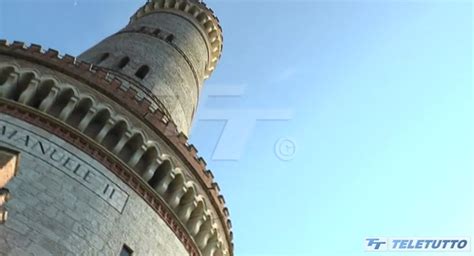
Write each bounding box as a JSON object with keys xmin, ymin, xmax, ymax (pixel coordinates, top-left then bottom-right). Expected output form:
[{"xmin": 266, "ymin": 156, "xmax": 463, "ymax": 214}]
[
  {"xmin": 0, "ymin": 115, "xmax": 189, "ymax": 256},
  {"xmin": 78, "ymin": 4, "xmax": 220, "ymax": 135},
  {"xmin": 0, "ymin": 46, "xmax": 232, "ymax": 255},
  {"xmin": 0, "ymin": 0, "xmax": 231, "ymax": 255}
]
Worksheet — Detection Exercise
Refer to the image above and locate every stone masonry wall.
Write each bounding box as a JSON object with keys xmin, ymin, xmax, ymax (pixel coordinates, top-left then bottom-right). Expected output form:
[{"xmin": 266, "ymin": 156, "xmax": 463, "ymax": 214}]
[{"xmin": 0, "ymin": 114, "xmax": 188, "ymax": 256}]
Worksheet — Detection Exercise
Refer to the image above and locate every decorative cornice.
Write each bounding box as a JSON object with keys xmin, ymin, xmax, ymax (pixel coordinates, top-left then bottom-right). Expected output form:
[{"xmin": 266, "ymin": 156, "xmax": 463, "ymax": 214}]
[
  {"xmin": 0, "ymin": 40, "xmax": 233, "ymax": 255},
  {"xmin": 130, "ymin": 0, "xmax": 223, "ymax": 79},
  {"xmin": 0, "ymin": 99, "xmax": 201, "ymax": 256}
]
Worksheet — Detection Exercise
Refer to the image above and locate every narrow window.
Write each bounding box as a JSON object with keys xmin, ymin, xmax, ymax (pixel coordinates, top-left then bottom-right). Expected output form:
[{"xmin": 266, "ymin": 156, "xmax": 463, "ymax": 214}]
[
  {"xmin": 165, "ymin": 34, "xmax": 174, "ymax": 42},
  {"xmin": 135, "ymin": 65, "xmax": 150, "ymax": 80},
  {"xmin": 117, "ymin": 57, "xmax": 130, "ymax": 69},
  {"xmin": 97, "ymin": 53, "xmax": 109, "ymax": 64},
  {"xmin": 119, "ymin": 245, "xmax": 133, "ymax": 256}
]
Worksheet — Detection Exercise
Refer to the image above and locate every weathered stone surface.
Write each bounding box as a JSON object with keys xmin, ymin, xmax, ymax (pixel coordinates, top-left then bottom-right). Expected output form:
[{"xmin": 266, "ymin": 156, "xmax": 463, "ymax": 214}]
[
  {"xmin": 0, "ymin": 53, "xmax": 232, "ymax": 251},
  {"xmin": 0, "ymin": 115, "xmax": 188, "ymax": 256},
  {"xmin": 0, "ymin": 1, "xmax": 232, "ymax": 254},
  {"xmin": 78, "ymin": 10, "xmax": 210, "ymax": 136}
]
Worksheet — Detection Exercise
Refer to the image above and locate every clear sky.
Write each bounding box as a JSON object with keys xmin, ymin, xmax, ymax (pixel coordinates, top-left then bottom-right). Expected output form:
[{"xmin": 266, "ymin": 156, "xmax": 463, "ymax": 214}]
[{"xmin": 0, "ymin": 0, "xmax": 472, "ymax": 256}]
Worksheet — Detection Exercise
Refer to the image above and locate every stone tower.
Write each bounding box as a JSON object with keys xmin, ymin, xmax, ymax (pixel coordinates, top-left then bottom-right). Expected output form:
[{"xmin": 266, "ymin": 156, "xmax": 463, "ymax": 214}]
[{"xmin": 0, "ymin": 0, "xmax": 232, "ymax": 255}]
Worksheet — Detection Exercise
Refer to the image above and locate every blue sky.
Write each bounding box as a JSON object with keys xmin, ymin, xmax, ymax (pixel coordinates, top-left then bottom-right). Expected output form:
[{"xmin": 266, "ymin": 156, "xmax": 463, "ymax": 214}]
[{"xmin": 1, "ymin": 0, "xmax": 472, "ymax": 255}]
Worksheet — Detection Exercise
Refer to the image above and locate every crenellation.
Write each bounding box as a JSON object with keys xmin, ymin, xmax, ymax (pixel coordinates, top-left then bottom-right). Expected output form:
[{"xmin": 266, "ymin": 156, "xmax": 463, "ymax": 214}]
[
  {"xmin": 187, "ymin": 144, "xmax": 198, "ymax": 156},
  {"xmin": 206, "ymin": 170, "xmax": 214, "ymax": 179},
  {"xmin": 11, "ymin": 41, "xmax": 27, "ymax": 50},
  {"xmin": 62, "ymin": 54, "xmax": 75, "ymax": 64},
  {"xmin": 197, "ymin": 156, "xmax": 207, "ymax": 169},
  {"xmin": 45, "ymin": 49, "xmax": 59, "ymax": 58},
  {"xmin": 0, "ymin": 0, "xmax": 233, "ymax": 255},
  {"xmin": 27, "ymin": 44, "xmax": 42, "ymax": 53}
]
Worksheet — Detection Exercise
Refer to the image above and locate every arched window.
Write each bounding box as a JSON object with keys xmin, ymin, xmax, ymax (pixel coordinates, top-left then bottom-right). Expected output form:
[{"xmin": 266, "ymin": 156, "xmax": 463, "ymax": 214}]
[
  {"xmin": 97, "ymin": 53, "xmax": 109, "ymax": 64},
  {"xmin": 117, "ymin": 57, "xmax": 130, "ymax": 69},
  {"xmin": 165, "ymin": 34, "xmax": 174, "ymax": 43},
  {"xmin": 135, "ymin": 65, "xmax": 150, "ymax": 80},
  {"xmin": 148, "ymin": 160, "xmax": 172, "ymax": 188}
]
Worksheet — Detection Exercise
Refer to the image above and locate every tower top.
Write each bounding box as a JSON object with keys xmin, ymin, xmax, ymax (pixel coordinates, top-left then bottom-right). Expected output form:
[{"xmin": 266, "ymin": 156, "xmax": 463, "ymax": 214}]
[
  {"xmin": 79, "ymin": 0, "xmax": 224, "ymax": 135},
  {"xmin": 131, "ymin": 0, "xmax": 223, "ymax": 79}
]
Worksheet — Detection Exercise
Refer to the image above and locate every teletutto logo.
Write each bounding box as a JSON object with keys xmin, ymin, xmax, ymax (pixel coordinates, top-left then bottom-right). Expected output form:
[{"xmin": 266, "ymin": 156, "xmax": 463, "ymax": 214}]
[{"xmin": 365, "ymin": 237, "xmax": 471, "ymax": 252}]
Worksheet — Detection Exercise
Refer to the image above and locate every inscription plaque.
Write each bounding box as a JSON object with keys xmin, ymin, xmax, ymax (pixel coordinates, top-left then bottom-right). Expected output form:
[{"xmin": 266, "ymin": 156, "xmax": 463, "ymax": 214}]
[{"xmin": 0, "ymin": 119, "xmax": 129, "ymax": 212}]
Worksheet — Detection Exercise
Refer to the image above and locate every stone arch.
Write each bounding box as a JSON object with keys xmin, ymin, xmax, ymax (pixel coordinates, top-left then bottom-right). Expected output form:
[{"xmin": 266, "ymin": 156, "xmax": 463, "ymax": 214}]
[
  {"xmin": 194, "ymin": 217, "xmax": 214, "ymax": 248},
  {"xmin": 118, "ymin": 132, "xmax": 145, "ymax": 163},
  {"xmin": 176, "ymin": 183, "xmax": 198, "ymax": 222},
  {"xmin": 28, "ymin": 78, "xmax": 56, "ymax": 108},
  {"xmin": 202, "ymin": 231, "xmax": 219, "ymax": 256},
  {"xmin": 177, "ymin": 1, "xmax": 187, "ymax": 11},
  {"xmin": 165, "ymin": 174, "xmax": 188, "ymax": 210},
  {"xmin": 102, "ymin": 119, "xmax": 128, "ymax": 151},
  {"xmin": 48, "ymin": 87, "xmax": 75, "ymax": 117},
  {"xmin": 189, "ymin": 6, "xmax": 200, "ymax": 16},
  {"xmin": 10, "ymin": 72, "xmax": 35, "ymax": 101},
  {"xmin": 134, "ymin": 146, "xmax": 159, "ymax": 175},
  {"xmin": 65, "ymin": 96, "xmax": 93, "ymax": 127},
  {"xmin": 189, "ymin": 197, "xmax": 206, "ymax": 218},
  {"xmin": 196, "ymin": 12, "xmax": 208, "ymax": 22},
  {"xmin": 179, "ymin": 182, "xmax": 197, "ymax": 206},
  {"xmin": 186, "ymin": 198, "xmax": 206, "ymax": 235},
  {"xmin": 84, "ymin": 108, "xmax": 112, "ymax": 138},
  {"xmin": 166, "ymin": 171, "xmax": 185, "ymax": 195},
  {"xmin": 165, "ymin": 0, "xmax": 176, "ymax": 8},
  {"xmin": 0, "ymin": 66, "xmax": 15, "ymax": 85},
  {"xmin": 148, "ymin": 159, "xmax": 172, "ymax": 189},
  {"xmin": 0, "ymin": 67, "xmax": 42, "ymax": 103},
  {"xmin": 153, "ymin": 0, "xmax": 165, "ymax": 8}
]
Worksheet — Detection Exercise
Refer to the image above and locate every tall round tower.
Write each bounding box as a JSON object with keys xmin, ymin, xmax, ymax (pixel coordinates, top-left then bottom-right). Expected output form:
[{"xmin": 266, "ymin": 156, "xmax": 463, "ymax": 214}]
[
  {"xmin": 0, "ymin": 0, "xmax": 232, "ymax": 255},
  {"xmin": 79, "ymin": 0, "xmax": 223, "ymax": 135}
]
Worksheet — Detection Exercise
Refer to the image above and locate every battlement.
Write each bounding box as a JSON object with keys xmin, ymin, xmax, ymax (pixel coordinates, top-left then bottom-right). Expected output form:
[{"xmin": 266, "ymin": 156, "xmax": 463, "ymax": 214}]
[
  {"xmin": 0, "ymin": 40, "xmax": 233, "ymax": 255},
  {"xmin": 131, "ymin": 0, "xmax": 223, "ymax": 78}
]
